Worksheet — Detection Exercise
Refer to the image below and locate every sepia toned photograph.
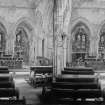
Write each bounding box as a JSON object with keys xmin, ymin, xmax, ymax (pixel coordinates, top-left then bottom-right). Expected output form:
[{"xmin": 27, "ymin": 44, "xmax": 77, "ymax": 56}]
[{"xmin": 0, "ymin": 0, "xmax": 105, "ymax": 105}]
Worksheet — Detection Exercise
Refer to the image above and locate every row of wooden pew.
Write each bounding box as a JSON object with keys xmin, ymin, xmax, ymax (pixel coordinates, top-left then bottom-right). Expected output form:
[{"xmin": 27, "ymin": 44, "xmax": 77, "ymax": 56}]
[
  {"xmin": 0, "ymin": 66, "xmax": 26, "ymax": 105},
  {"xmin": 42, "ymin": 67, "xmax": 105, "ymax": 103},
  {"xmin": 28, "ymin": 66, "xmax": 105, "ymax": 103}
]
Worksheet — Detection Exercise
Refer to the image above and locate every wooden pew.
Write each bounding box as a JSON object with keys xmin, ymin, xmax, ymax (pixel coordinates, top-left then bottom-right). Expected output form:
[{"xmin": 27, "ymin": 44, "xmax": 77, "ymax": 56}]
[
  {"xmin": 64, "ymin": 67, "xmax": 93, "ymax": 71},
  {"xmin": 0, "ymin": 70, "xmax": 9, "ymax": 74},
  {"xmin": 0, "ymin": 77, "xmax": 11, "ymax": 82},
  {"xmin": 0, "ymin": 99, "xmax": 26, "ymax": 105},
  {"xmin": 0, "ymin": 74, "xmax": 13, "ymax": 82},
  {"xmin": 52, "ymin": 82, "xmax": 100, "ymax": 90},
  {"xmin": 76, "ymin": 89, "xmax": 102, "ymax": 99},
  {"xmin": 52, "ymin": 88, "xmax": 75, "ymax": 98},
  {"xmin": 0, "ymin": 82, "xmax": 15, "ymax": 88},
  {"xmin": 64, "ymin": 67, "xmax": 94, "ymax": 75},
  {"xmin": 62, "ymin": 70, "xmax": 94, "ymax": 75},
  {"xmin": 30, "ymin": 66, "xmax": 53, "ymax": 74},
  {"xmin": 43, "ymin": 66, "xmax": 104, "ymax": 102},
  {"xmin": 0, "ymin": 66, "xmax": 24, "ymax": 103},
  {"xmin": 0, "ymin": 66, "xmax": 8, "ymax": 71},
  {"xmin": 56, "ymin": 77, "xmax": 98, "ymax": 83},
  {"xmin": 51, "ymin": 88, "xmax": 102, "ymax": 99},
  {"xmin": 0, "ymin": 88, "xmax": 19, "ymax": 99}
]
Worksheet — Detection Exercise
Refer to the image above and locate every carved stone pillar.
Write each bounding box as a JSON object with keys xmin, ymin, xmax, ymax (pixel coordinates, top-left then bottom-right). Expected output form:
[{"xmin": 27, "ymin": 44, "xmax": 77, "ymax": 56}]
[
  {"xmin": 62, "ymin": 37, "xmax": 67, "ymax": 68},
  {"xmin": 53, "ymin": 0, "xmax": 72, "ymax": 76},
  {"xmin": 53, "ymin": 0, "xmax": 63, "ymax": 76}
]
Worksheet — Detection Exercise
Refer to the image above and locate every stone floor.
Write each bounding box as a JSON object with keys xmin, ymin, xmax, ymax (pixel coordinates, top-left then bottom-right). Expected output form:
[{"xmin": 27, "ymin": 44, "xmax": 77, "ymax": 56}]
[
  {"xmin": 13, "ymin": 72, "xmax": 41, "ymax": 105},
  {"xmin": 12, "ymin": 71, "xmax": 105, "ymax": 105}
]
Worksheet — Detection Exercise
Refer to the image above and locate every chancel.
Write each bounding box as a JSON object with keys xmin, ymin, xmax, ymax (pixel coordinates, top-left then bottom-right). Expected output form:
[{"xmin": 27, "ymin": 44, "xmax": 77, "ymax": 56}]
[{"xmin": 0, "ymin": 0, "xmax": 105, "ymax": 105}]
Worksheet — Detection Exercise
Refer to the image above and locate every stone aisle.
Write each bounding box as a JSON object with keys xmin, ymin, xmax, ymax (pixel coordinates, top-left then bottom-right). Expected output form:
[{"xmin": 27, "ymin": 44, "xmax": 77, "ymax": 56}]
[{"xmin": 13, "ymin": 72, "xmax": 42, "ymax": 105}]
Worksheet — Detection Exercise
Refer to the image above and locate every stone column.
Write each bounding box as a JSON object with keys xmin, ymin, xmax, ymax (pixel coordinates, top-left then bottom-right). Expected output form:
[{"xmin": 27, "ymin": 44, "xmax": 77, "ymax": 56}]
[
  {"xmin": 53, "ymin": 0, "xmax": 63, "ymax": 76},
  {"xmin": 67, "ymin": 35, "xmax": 72, "ymax": 64},
  {"xmin": 63, "ymin": 37, "xmax": 67, "ymax": 67},
  {"xmin": 29, "ymin": 39, "xmax": 35, "ymax": 65},
  {"xmin": 65, "ymin": 0, "xmax": 72, "ymax": 64},
  {"xmin": 90, "ymin": 36, "xmax": 95, "ymax": 56},
  {"xmin": 53, "ymin": 0, "xmax": 72, "ymax": 76}
]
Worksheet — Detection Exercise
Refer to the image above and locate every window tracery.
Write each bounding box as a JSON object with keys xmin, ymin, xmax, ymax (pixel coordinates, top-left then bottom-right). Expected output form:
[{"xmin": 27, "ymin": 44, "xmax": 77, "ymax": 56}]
[
  {"xmin": 98, "ymin": 31, "xmax": 105, "ymax": 59},
  {"xmin": 72, "ymin": 26, "xmax": 88, "ymax": 52},
  {"xmin": 15, "ymin": 27, "xmax": 29, "ymax": 64}
]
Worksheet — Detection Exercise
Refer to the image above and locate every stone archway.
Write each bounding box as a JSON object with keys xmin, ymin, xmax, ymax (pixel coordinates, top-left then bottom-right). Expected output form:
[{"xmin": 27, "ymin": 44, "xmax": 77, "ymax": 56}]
[
  {"xmin": 71, "ymin": 22, "xmax": 90, "ymax": 66},
  {"xmin": 14, "ymin": 25, "xmax": 30, "ymax": 65}
]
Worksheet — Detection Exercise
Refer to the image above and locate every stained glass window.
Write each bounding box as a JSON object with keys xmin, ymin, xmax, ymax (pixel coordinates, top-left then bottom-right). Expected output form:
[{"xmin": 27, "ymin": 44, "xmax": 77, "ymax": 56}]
[
  {"xmin": 15, "ymin": 27, "xmax": 29, "ymax": 64},
  {"xmin": 72, "ymin": 22, "xmax": 90, "ymax": 65},
  {"xmin": 0, "ymin": 23, "xmax": 6, "ymax": 51},
  {"xmin": 98, "ymin": 31, "xmax": 105, "ymax": 59},
  {"xmin": 72, "ymin": 27, "xmax": 88, "ymax": 52},
  {"xmin": 0, "ymin": 32, "xmax": 3, "ymax": 49},
  {"xmin": 16, "ymin": 29, "xmax": 22, "ymax": 47}
]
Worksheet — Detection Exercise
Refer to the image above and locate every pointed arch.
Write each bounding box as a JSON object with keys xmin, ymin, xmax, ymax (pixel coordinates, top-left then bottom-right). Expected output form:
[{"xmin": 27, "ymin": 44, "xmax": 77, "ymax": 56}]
[
  {"xmin": 70, "ymin": 18, "xmax": 91, "ymax": 66},
  {"xmin": 70, "ymin": 17, "xmax": 92, "ymax": 37},
  {"xmin": 71, "ymin": 21, "xmax": 90, "ymax": 53},
  {"xmin": 14, "ymin": 17, "xmax": 35, "ymax": 39},
  {"xmin": 14, "ymin": 18, "xmax": 35, "ymax": 64}
]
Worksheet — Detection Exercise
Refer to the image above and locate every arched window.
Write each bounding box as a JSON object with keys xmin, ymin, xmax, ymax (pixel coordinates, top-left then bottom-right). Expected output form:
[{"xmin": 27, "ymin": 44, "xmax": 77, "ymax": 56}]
[
  {"xmin": 71, "ymin": 22, "xmax": 90, "ymax": 66},
  {"xmin": 15, "ymin": 28, "xmax": 22, "ymax": 47},
  {"xmin": 72, "ymin": 25, "xmax": 89, "ymax": 52},
  {"xmin": 0, "ymin": 31, "xmax": 4, "ymax": 49},
  {"xmin": 98, "ymin": 29, "xmax": 105, "ymax": 59},
  {"xmin": 0, "ymin": 23, "xmax": 6, "ymax": 52},
  {"xmin": 15, "ymin": 27, "xmax": 29, "ymax": 64}
]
